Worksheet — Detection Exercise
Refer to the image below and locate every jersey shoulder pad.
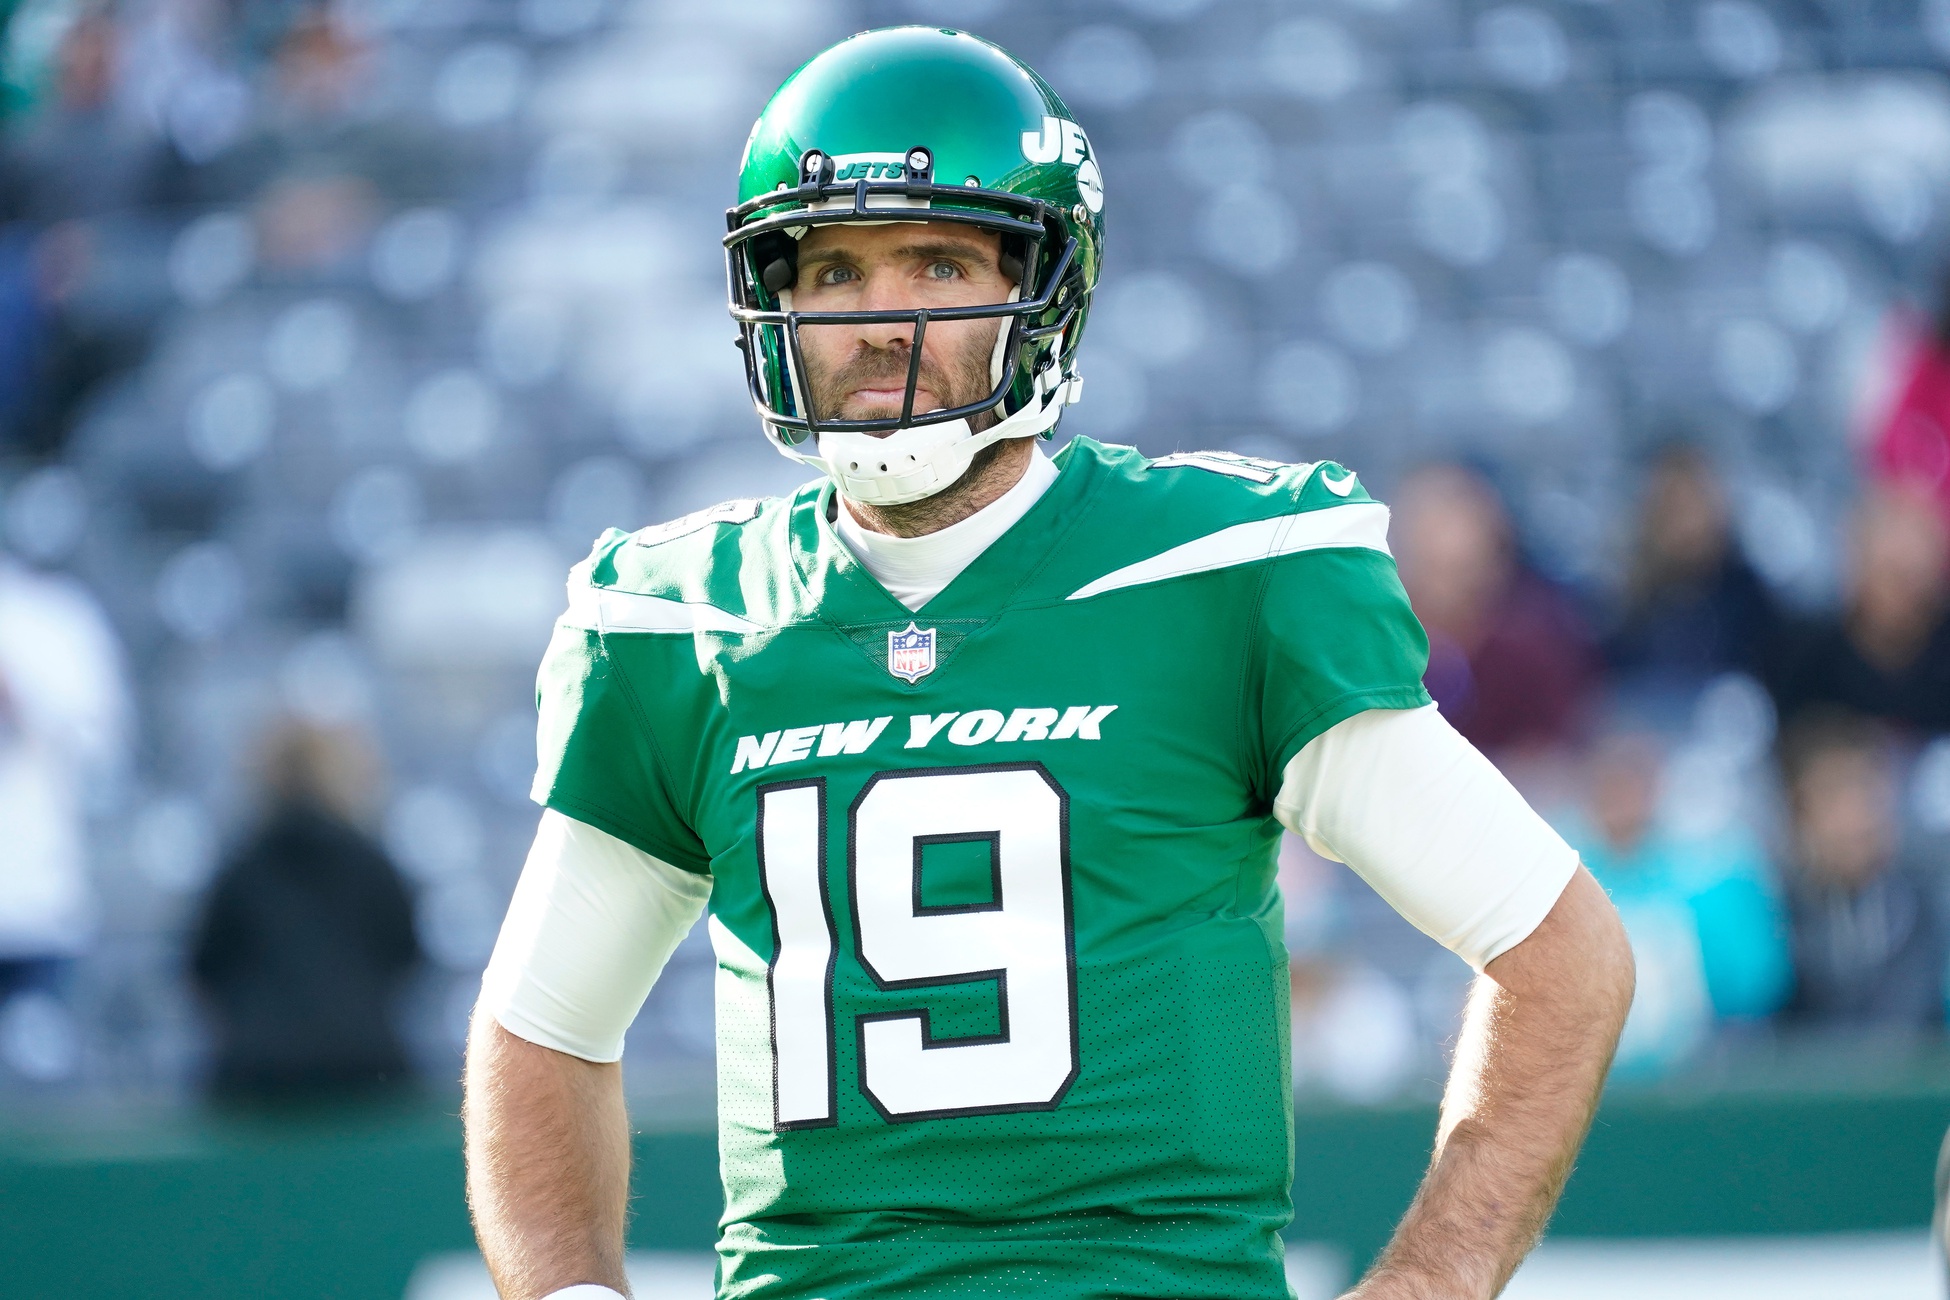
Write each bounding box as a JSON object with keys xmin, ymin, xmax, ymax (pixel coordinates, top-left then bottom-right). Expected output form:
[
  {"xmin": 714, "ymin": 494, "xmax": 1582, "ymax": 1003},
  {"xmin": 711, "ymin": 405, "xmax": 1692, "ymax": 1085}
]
[
  {"xmin": 1080, "ymin": 438, "xmax": 1379, "ymax": 526},
  {"xmin": 1050, "ymin": 440, "xmax": 1391, "ymax": 605},
  {"xmin": 560, "ymin": 491, "xmax": 797, "ymax": 632}
]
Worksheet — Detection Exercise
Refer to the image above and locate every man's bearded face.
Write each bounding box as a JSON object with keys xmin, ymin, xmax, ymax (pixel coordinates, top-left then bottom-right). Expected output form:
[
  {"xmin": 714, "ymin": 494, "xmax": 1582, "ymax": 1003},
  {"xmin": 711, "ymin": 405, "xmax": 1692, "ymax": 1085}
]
[{"xmin": 790, "ymin": 222, "xmax": 1013, "ymax": 437}]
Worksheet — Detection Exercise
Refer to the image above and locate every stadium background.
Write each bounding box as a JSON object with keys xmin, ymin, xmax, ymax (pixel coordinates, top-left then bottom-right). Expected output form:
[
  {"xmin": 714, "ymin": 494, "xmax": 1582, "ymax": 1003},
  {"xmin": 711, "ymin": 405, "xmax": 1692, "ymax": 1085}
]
[{"xmin": 1, "ymin": 0, "xmax": 1949, "ymax": 1295}]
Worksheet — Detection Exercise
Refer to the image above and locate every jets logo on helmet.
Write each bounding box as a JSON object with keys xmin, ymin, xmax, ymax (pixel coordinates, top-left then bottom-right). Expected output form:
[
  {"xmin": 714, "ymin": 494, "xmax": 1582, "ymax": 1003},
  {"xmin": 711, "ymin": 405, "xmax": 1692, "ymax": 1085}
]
[
  {"xmin": 723, "ymin": 27, "xmax": 1105, "ymax": 507},
  {"xmin": 1021, "ymin": 115, "xmax": 1104, "ymax": 214}
]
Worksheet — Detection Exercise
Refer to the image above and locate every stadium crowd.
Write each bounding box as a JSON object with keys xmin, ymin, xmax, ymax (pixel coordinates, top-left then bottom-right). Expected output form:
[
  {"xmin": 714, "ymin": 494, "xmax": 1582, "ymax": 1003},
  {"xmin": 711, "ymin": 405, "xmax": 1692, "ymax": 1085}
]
[
  {"xmin": 1287, "ymin": 412, "xmax": 1950, "ymax": 1093},
  {"xmin": 1, "ymin": 0, "xmax": 1948, "ymax": 1103}
]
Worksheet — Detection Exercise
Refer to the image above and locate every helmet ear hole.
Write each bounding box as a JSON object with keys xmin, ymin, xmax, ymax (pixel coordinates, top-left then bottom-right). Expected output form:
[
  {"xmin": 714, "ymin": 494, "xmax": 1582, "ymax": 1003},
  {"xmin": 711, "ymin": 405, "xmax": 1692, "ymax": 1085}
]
[
  {"xmin": 754, "ymin": 232, "xmax": 797, "ymax": 297},
  {"xmin": 999, "ymin": 237, "xmax": 1026, "ymax": 286}
]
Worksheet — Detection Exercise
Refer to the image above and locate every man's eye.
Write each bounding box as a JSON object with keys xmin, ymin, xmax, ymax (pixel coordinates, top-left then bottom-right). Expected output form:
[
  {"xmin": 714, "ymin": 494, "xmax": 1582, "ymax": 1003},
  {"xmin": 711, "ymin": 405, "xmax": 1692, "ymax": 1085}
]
[
  {"xmin": 928, "ymin": 261, "xmax": 960, "ymax": 280},
  {"xmin": 818, "ymin": 265, "xmax": 857, "ymax": 285}
]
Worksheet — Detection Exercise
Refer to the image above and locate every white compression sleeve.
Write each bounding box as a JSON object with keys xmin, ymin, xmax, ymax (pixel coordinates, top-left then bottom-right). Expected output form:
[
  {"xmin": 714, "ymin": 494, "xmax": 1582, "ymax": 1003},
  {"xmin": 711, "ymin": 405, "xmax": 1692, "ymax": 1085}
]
[
  {"xmin": 540, "ymin": 1288, "xmax": 627, "ymax": 1300},
  {"xmin": 1274, "ymin": 703, "xmax": 1579, "ymax": 972},
  {"xmin": 480, "ymin": 810, "xmax": 712, "ymax": 1063}
]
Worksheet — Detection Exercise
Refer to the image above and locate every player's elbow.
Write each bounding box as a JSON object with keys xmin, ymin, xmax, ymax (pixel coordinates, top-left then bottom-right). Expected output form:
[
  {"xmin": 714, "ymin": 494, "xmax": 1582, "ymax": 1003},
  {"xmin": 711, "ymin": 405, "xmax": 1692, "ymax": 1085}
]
[
  {"xmin": 1489, "ymin": 866, "xmax": 1635, "ymax": 1026},
  {"xmin": 1587, "ymin": 892, "xmax": 1636, "ymax": 1028},
  {"xmin": 1562, "ymin": 871, "xmax": 1635, "ymax": 1035}
]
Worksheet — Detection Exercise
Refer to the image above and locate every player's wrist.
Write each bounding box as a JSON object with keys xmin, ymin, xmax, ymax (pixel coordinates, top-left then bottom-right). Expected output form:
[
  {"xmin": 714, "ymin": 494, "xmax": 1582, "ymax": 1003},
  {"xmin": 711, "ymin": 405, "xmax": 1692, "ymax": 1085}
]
[
  {"xmin": 1343, "ymin": 1254, "xmax": 1496, "ymax": 1300},
  {"xmin": 540, "ymin": 1286, "xmax": 628, "ymax": 1300}
]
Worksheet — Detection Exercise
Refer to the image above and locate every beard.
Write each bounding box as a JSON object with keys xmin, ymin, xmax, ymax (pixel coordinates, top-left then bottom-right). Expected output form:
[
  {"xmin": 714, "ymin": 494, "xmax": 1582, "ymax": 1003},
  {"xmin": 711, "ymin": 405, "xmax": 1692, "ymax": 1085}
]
[{"xmin": 803, "ymin": 324, "xmax": 1002, "ymax": 434}]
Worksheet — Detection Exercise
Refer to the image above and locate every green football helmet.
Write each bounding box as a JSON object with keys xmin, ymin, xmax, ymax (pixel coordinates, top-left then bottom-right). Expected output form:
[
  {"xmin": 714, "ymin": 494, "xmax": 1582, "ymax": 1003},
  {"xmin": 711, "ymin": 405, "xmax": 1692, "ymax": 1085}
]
[{"xmin": 725, "ymin": 26, "xmax": 1104, "ymax": 505}]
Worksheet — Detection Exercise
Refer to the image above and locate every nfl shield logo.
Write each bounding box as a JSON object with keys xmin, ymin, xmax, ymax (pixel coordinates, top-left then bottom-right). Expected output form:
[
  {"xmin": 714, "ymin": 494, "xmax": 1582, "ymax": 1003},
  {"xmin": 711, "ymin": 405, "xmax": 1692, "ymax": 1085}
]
[{"xmin": 886, "ymin": 622, "xmax": 937, "ymax": 684}]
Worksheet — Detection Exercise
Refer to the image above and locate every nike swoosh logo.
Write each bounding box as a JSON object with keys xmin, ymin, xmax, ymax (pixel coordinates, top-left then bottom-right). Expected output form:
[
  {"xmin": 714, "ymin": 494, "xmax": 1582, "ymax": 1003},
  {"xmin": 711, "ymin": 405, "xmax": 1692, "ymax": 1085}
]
[{"xmin": 1320, "ymin": 468, "xmax": 1357, "ymax": 497}]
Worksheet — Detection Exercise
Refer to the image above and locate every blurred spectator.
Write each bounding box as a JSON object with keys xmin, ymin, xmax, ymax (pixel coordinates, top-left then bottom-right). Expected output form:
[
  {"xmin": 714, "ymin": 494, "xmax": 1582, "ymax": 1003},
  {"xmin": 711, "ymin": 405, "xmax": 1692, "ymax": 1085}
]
[
  {"xmin": 223, "ymin": 11, "xmax": 382, "ymax": 249},
  {"xmin": 3, "ymin": 9, "xmax": 164, "ymax": 222},
  {"xmin": 1561, "ymin": 730, "xmax": 1790, "ymax": 1075},
  {"xmin": 1604, "ymin": 446, "xmax": 1781, "ymax": 708},
  {"xmin": 0, "ymin": 221, "xmax": 150, "ymax": 460},
  {"xmin": 0, "ymin": 552, "xmax": 131, "ymax": 1082},
  {"xmin": 194, "ymin": 9, "xmax": 457, "ymax": 219},
  {"xmin": 190, "ymin": 718, "xmax": 420, "ymax": 1100},
  {"xmin": 1766, "ymin": 486, "xmax": 1950, "ymax": 735},
  {"xmin": 0, "ymin": 5, "xmax": 165, "ymax": 459},
  {"xmin": 1778, "ymin": 710, "xmax": 1947, "ymax": 1031},
  {"xmin": 1393, "ymin": 463, "xmax": 1599, "ymax": 769},
  {"xmin": 1869, "ymin": 276, "xmax": 1950, "ymax": 520}
]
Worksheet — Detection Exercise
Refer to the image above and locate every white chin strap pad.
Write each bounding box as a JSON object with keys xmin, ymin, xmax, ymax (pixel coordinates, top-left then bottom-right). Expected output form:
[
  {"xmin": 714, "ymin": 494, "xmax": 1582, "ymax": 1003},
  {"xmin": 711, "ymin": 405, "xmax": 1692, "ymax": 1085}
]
[
  {"xmin": 818, "ymin": 419, "xmax": 982, "ymax": 506},
  {"xmin": 776, "ymin": 368, "xmax": 1076, "ymax": 507}
]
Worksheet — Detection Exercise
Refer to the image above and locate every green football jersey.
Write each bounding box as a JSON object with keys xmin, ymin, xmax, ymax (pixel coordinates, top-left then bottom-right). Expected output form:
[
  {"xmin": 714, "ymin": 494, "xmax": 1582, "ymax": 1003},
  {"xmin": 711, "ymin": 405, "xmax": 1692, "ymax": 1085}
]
[{"xmin": 531, "ymin": 437, "xmax": 1431, "ymax": 1299}]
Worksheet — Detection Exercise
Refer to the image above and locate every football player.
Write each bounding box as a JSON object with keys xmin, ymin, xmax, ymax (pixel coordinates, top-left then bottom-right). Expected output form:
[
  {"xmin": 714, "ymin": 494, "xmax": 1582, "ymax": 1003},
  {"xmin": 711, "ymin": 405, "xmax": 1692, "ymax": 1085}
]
[{"xmin": 464, "ymin": 26, "xmax": 1634, "ymax": 1300}]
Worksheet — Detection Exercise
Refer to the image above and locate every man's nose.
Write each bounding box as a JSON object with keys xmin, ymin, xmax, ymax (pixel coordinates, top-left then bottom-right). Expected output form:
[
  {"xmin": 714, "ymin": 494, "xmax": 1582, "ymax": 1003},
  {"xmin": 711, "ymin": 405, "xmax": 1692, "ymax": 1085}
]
[{"xmin": 848, "ymin": 268, "xmax": 921, "ymax": 350}]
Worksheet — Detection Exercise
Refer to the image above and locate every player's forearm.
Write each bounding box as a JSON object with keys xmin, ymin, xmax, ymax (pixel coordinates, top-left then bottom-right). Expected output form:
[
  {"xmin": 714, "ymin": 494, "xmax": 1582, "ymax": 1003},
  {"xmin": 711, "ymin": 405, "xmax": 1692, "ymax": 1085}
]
[
  {"xmin": 1349, "ymin": 867, "xmax": 1634, "ymax": 1300},
  {"xmin": 464, "ymin": 1010, "xmax": 634, "ymax": 1300}
]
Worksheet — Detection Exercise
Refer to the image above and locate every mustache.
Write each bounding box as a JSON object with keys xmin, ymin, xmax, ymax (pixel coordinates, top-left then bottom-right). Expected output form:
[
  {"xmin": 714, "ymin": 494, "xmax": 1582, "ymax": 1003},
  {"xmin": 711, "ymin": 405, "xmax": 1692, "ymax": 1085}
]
[
  {"xmin": 831, "ymin": 347, "xmax": 937, "ymax": 393},
  {"xmin": 806, "ymin": 339, "xmax": 991, "ymax": 420}
]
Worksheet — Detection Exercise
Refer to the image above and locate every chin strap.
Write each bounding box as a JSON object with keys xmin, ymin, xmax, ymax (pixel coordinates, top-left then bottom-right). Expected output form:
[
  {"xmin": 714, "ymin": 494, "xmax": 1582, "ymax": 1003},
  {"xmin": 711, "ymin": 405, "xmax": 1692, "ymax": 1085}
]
[{"xmin": 771, "ymin": 363, "xmax": 1080, "ymax": 507}]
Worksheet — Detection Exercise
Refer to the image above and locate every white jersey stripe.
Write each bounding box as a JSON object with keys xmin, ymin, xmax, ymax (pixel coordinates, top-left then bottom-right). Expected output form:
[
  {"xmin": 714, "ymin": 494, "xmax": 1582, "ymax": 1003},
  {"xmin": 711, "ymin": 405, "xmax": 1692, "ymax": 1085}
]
[
  {"xmin": 560, "ymin": 584, "xmax": 762, "ymax": 635},
  {"xmin": 1065, "ymin": 501, "xmax": 1392, "ymax": 602}
]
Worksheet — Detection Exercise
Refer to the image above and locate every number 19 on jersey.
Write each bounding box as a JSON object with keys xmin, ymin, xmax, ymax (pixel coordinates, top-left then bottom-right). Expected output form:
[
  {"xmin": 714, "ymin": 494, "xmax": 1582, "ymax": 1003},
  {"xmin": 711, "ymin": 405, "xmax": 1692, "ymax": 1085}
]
[{"xmin": 756, "ymin": 766, "xmax": 1080, "ymax": 1127}]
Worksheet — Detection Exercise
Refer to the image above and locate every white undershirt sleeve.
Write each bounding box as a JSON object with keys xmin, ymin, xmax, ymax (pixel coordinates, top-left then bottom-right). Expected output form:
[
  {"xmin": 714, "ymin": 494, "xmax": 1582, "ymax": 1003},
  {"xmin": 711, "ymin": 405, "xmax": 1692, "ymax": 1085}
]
[
  {"xmin": 1274, "ymin": 703, "xmax": 1579, "ymax": 972},
  {"xmin": 480, "ymin": 809, "xmax": 712, "ymax": 1063}
]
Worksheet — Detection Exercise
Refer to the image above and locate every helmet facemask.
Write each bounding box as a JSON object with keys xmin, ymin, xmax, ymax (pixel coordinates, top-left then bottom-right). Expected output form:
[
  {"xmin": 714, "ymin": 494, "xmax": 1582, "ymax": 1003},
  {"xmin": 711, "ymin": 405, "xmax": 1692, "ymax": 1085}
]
[{"xmin": 725, "ymin": 148, "xmax": 1086, "ymax": 505}]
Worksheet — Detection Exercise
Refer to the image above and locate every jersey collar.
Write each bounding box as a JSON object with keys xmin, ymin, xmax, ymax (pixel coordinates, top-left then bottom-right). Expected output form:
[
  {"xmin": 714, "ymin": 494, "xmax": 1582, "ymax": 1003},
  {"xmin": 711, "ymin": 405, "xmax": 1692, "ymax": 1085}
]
[
  {"xmin": 831, "ymin": 448, "xmax": 1060, "ymax": 611},
  {"xmin": 788, "ymin": 437, "xmax": 1105, "ymax": 626}
]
